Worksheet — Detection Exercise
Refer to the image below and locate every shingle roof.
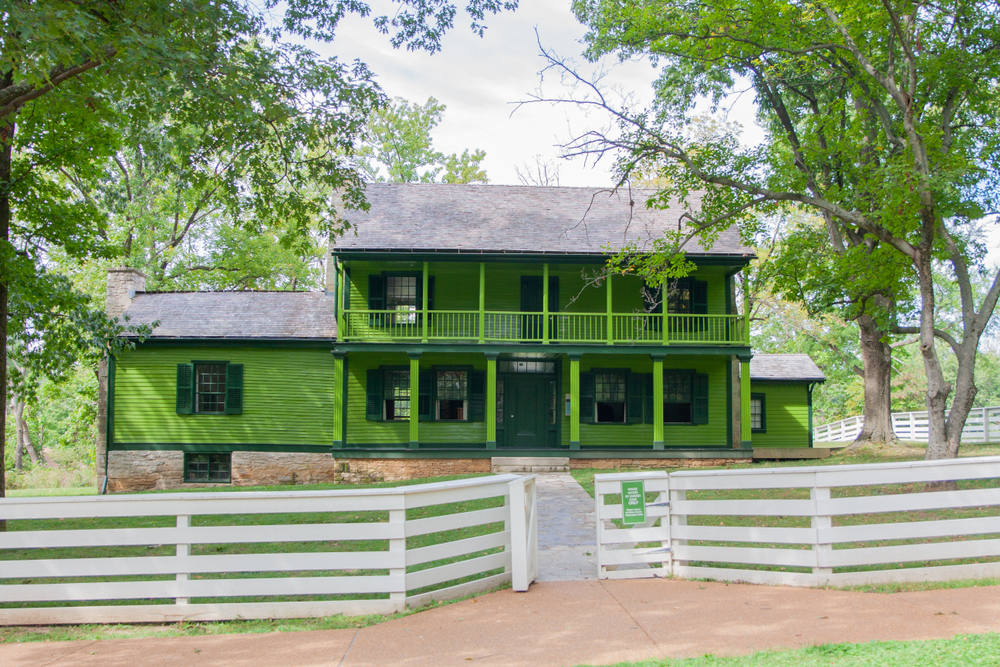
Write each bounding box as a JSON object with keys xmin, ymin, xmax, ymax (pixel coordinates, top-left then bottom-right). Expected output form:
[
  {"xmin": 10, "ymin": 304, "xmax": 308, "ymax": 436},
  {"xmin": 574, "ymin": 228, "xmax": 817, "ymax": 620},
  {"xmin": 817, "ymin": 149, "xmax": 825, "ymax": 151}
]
[
  {"xmin": 750, "ymin": 354, "xmax": 826, "ymax": 382},
  {"xmin": 334, "ymin": 183, "xmax": 752, "ymax": 256},
  {"xmin": 123, "ymin": 292, "xmax": 337, "ymax": 339}
]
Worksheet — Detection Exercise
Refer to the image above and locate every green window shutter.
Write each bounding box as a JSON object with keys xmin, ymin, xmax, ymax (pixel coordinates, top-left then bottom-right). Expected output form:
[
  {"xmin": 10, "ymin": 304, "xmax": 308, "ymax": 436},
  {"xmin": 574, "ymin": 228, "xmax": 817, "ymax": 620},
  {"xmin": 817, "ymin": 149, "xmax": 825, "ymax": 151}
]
[
  {"xmin": 176, "ymin": 364, "xmax": 193, "ymax": 415},
  {"xmin": 627, "ymin": 373, "xmax": 645, "ymax": 424},
  {"xmin": 366, "ymin": 369, "xmax": 383, "ymax": 421},
  {"xmin": 693, "ymin": 373, "xmax": 709, "ymax": 425},
  {"xmin": 368, "ymin": 275, "xmax": 386, "ymax": 310},
  {"xmin": 225, "ymin": 364, "xmax": 243, "ymax": 415},
  {"xmin": 548, "ymin": 276, "xmax": 559, "ymax": 311},
  {"xmin": 580, "ymin": 372, "xmax": 595, "ymax": 424},
  {"xmin": 644, "ymin": 374, "xmax": 654, "ymax": 424},
  {"xmin": 427, "ymin": 276, "xmax": 435, "ymax": 310},
  {"xmin": 418, "ymin": 370, "xmax": 433, "ymax": 421},
  {"xmin": 469, "ymin": 370, "xmax": 485, "ymax": 422},
  {"xmin": 692, "ymin": 280, "xmax": 708, "ymax": 315}
]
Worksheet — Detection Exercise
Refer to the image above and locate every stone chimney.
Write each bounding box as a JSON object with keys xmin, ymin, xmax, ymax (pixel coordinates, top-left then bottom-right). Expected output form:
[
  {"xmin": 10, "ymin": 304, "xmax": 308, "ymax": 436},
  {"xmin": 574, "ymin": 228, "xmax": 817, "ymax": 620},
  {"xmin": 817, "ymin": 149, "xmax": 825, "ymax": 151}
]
[{"xmin": 106, "ymin": 267, "xmax": 147, "ymax": 318}]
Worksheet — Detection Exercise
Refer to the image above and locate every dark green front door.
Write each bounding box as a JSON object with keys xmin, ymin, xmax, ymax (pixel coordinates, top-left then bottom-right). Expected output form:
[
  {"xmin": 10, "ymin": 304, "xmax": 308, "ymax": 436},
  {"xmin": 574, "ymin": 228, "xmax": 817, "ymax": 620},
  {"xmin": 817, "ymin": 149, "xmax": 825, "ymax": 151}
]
[{"xmin": 502, "ymin": 375, "xmax": 549, "ymax": 449}]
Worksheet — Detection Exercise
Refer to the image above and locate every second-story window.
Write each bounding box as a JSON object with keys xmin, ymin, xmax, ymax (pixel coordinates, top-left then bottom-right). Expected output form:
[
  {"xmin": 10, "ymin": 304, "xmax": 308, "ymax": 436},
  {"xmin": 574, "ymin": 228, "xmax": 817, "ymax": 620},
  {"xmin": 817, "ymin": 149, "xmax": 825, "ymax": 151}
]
[
  {"xmin": 387, "ymin": 276, "xmax": 418, "ymax": 324},
  {"xmin": 436, "ymin": 370, "xmax": 468, "ymax": 420},
  {"xmin": 595, "ymin": 371, "xmax": 627, "ymax": 423}
]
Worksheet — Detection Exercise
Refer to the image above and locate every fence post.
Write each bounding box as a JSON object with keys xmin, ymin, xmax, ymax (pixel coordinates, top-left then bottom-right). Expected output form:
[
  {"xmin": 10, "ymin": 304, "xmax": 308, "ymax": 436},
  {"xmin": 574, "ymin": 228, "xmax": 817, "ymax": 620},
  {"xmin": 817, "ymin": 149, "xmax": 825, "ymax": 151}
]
[
  {"xmin": 390, "ymin": 504, "xmax": 407, "ymax": 612},
  {"xmin": 509, "ymin": 476, "xmax": 537, "ymax": 591},
  {"xmin": 176, "ymin": 514, "xmax": 190, "ymax": 606},
  {"xmin": 669, "ymin": 487, "xmax": 687, "ymax": 575},
  {"xmin": 811, "ymin": 484, "xmax": 832, "ymax": 584}
]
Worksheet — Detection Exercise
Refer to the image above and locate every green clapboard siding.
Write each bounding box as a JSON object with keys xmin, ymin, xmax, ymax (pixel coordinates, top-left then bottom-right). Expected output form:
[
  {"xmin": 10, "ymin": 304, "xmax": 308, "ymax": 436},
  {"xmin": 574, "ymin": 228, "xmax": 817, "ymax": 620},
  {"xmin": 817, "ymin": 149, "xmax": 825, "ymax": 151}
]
[
  {"xmin": 114, "ymin": 348, "xmax": 335, "ymax": 446},
  {"xmin": 560, "ymin": 354, "xmax": 728, "ymax": 448},
  {"xmin": 749, "ymin": 382, "xmax": 810, "ymax": 447},
  {"xmin": 343, "ymin": 260, "xmax": 729, "ymax": 315},
  {"xmin": 347, "ymin": 351, "xmax": 487, "ymax": 445}
]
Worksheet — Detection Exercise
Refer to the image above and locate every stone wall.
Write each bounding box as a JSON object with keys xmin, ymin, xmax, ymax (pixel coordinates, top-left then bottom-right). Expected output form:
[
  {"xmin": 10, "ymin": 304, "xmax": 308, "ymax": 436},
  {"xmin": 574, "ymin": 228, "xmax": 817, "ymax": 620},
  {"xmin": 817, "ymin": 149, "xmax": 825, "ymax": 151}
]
[
  {"xmin": 569, "ymin": 458, "xmax": 738, "ymax": 471},
  {"xmin": 106, "ymin": 450, "xmax": 492, "ymax": 492}
]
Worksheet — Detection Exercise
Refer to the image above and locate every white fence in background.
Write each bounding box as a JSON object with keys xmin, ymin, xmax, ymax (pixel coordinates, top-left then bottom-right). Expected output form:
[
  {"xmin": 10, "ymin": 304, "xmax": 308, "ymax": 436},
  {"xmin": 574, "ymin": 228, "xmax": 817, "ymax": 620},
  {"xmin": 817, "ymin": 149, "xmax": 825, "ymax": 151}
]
[
  {"xmin": 594, "ymin": 472, "xmax": 671, "ymax": 579},
  {"xmin": 597, "ymin": 457, "xmax": 1000, "ymax": 587},
  {"xmin": 814, "ymin": 406, "xmax": 1000, "ymax": 443},
  {"xmin": 0, "ymin": 474, "xmax": 537, "ymax": 625}
]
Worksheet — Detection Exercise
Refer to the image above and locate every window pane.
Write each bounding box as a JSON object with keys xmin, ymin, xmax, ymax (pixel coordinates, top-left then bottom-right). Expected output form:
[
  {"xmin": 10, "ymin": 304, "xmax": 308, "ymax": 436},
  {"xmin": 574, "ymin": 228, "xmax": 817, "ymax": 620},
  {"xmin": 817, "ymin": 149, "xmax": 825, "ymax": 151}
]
[
  {"xmin": 436, "ymin": 370, "xmax": 468, "ymax": 400},
  {"xmin": 195, "ymin": 363, "xmax": 227, "ymax": 414},
  {"xmin": 664, "ymin": 372, "xmax": 692, "ymax": 403},
  {"xmin": 595, "ymin": 372, "xmax": 626, "ymax": 402},
  {"xmin": 383, "ymin": 369, "xmax": 411, "ymax": 420},
  {"xmin": 186, "ymin": 453, "xmax": 231, "ymax": 483},
  {"xmin": 751, "ymin": 398, "xmax": 763, "ymax": 430},
  {"xmin": 386, "ymin": 276, "xmax": 417, "ymax": 323},
  {"xmin": 666, "ymin": 280, "xmax": 691, "ymax": 314}
]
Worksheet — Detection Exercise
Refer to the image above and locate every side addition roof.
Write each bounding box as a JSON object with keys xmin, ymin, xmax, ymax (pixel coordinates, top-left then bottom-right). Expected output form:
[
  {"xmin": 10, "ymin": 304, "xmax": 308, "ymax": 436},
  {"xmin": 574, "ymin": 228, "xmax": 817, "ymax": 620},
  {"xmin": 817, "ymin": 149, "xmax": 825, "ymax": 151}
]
[
  {"xmin": 122, "ymin": 292, "xmax": 337, "ymax": 340},
  {"xmin": 334, "ymin": 183, "xmax": 752, "ymax": 257},
  {"xmin": 750, "ymin": 354, "xmax": 826, "ymax": 383}
]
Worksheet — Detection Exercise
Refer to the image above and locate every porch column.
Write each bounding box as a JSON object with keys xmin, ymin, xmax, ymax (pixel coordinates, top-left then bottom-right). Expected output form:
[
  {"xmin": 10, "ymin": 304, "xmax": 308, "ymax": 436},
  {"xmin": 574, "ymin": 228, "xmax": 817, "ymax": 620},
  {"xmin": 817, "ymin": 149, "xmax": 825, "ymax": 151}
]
[
  {"xmin": 569, "ymin": 354, "xmax": 582, "ymax": 450},
  {"xmin": 606, "ymin": 274, "xmax": 613, "ymax": 345},
  {"xmin": 486, "ymin": 352, "xmax": 498, "ymax": 450},
  {"xmin": 409, "ymin": 351, "xmax": 422, "ymax": 449},
  {"xmin": 337, "ymin": 261, "xmax": 346, "ymax": 339},
  {"xmin": 740, "ymin": 356, "xmax": 752, "ymax": 449},
  {"xmin": 742, "ymin": 270, "xmax": 751, "ymax": 344},
  {"xmin": 478, "ymin": 262, "xmax": 486, "ymax": 343},
  {"xmin": 652, "ymin": 354, "xmax": 664, "ymax": 450},
  {"xmin": 542, "ymin": 263, "xmax": 550, "ymax": 344},
  {"xmin": 332, "ymin": 352, "xmax": 346, "ymax": 449},
  {"xmin": 421, "ymin": 262, "xmax": 430, "ymax": 343}
]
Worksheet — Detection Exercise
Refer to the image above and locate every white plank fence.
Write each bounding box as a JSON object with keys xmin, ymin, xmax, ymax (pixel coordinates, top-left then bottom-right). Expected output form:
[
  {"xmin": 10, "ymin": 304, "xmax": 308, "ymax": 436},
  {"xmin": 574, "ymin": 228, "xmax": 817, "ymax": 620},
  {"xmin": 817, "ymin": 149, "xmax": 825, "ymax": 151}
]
[
  {"xmin": 595, "ymin": 472, "xmax": 671, "ymax": 579},
  {"xmin": 598, "ymin": 456, "xmax": 1000, "ymax": 587},
  {"xmin": 814, "ymin": 406, "xmax": 1000, "ymax": 443},
  {"xmin": 0, "ymin": 474, "xmax": 537, "ymax": 625}
]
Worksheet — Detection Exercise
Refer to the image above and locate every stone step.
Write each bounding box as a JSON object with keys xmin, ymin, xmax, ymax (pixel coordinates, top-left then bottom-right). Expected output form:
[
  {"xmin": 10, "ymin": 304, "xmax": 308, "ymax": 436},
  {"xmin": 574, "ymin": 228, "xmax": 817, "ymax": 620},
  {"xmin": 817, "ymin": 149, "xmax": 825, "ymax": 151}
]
[{"xmin": 491, "ymin": 457, "xmax": 570, "ymax": 474}]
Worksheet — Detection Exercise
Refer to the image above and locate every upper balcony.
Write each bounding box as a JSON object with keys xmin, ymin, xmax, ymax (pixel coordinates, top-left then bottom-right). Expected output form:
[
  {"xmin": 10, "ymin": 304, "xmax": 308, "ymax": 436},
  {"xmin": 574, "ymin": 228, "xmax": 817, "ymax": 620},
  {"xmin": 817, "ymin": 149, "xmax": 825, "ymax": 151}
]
[{"xmin": 340, "ymin": 309, "xmax": 747, "ymax": 345}]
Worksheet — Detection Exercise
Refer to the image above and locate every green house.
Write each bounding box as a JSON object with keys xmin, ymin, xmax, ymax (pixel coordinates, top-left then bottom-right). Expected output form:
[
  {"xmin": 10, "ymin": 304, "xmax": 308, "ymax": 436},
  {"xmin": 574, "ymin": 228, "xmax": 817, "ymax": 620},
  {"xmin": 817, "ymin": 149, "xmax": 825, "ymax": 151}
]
[{"xmin": 100, "ymin": 184, "xmax": 825, "ymax": 491}]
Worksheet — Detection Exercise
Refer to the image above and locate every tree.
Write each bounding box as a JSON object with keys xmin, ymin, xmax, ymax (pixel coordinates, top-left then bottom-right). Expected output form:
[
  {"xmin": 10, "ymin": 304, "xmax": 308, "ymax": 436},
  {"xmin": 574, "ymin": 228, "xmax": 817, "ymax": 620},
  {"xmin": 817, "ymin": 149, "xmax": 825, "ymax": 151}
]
[
  {"xmin": 0, "ymin": 0, "xmax": 517, "ymax": 500},
  {"xmin": 564, "ymin": 0, "xmax": 1000, "ymax": 459},
  {"xmin": 357, "ymin": 97, "xmax": 489, "ymax": 184}
]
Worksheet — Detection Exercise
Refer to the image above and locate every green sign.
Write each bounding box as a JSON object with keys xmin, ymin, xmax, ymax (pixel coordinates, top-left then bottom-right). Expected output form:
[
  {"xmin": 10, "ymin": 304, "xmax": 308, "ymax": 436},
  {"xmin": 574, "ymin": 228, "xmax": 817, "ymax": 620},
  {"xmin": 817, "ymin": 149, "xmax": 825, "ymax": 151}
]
[{"xmin": 621, "ymin": 480, "xmax": 646, "ymax": 526}]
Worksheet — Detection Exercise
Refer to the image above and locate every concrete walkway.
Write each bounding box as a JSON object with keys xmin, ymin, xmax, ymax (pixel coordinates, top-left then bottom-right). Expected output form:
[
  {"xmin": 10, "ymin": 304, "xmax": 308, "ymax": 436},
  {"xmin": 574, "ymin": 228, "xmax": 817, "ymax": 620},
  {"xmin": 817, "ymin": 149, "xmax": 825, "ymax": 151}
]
[
  {"xmin": 2, "ymin": 580, "xmax": 998, "ymax": 666},
  {"xmin": 534, "ymin": 473, "xmax": 600, "ymax": 581}
]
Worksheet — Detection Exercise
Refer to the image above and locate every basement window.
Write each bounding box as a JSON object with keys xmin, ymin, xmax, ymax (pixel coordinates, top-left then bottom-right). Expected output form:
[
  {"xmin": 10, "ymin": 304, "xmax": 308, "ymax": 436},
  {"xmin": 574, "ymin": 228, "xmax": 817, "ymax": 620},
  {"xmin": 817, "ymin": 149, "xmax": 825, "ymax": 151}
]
[{"xmin": 184, "ymin": 453, "xmax": 232, "ymax": 483}]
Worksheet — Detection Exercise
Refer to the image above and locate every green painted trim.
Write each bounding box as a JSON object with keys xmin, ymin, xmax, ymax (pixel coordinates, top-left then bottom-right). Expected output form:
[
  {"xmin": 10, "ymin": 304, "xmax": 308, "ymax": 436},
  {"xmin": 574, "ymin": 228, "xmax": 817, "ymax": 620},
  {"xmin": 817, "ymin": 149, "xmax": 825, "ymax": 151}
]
[
  {"xmin": 749, "ymin": 379, "xmax": 826, "ymax": 385},
  {"xmin": 110, "ymin": 443, "xmax": 335, "ymax": 453},
  {"xmin": 487, "ymin": 440, "xmax": 497, "ymax": 450},
  {"xmin": 807, "ymin": 382, "xmax": 816, "ymax": 448},
  {"xmin": 107, "ymin": 355, "xmax": 116, "ymax": 471},
  {"xmin": 740, "ymin": 440, "xmax": 753, "ymax": 450},
  {"xmin": 341, "ymin": 355, "xmax": 350, "ymax": 448},
  {"xmin": 751, "ymin": 392, "xmax": 766, "ymax": 433},
  {"xmin": 333, "ymin": 251, "xmax": 754, "ymax": 267},
  {"xmin": 570, "ymin": 440, "xmax": 581, "ymax": 450},
  {"xmin": 726, "ymin": 356, "xmax": 733, "ymax": 448},
  {"xmin": 132, "ymin": 338, "xmax": 334, "ymax": 349},
  {"xmin": 653, "ymin": 441, "xmax": 664, "ymax": 450},
  {"xmin": 334, "ymin": 343, "xmax": 751, "ymax": 356},
  {"xmin": 330, "ymin": 448, "xmax": 753, "ymax": 459}
]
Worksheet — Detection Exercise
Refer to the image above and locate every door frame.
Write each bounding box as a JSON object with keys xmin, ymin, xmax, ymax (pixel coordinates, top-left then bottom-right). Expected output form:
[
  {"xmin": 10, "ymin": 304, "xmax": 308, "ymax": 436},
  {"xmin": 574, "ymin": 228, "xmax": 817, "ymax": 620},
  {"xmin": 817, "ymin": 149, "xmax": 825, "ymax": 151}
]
[{"xmin": 496, "ymin": 357, "xmax": 563, "ymax": 450}]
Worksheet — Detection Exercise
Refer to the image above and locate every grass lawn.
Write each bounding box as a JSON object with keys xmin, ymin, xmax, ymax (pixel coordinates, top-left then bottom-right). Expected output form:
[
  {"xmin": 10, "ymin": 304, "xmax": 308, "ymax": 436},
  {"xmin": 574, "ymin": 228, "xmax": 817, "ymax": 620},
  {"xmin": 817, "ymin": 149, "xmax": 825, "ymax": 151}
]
[
  {"xmin": 0, "ymin": 472, "xmax": 508, "ymax": 639},
  {"xmin": 572, "ymin": 443, "xmax": 1000, "ymax": 592},
  {"xmin": 588, "ymin": 633, "xmax": 1000, "ymax": 667}
]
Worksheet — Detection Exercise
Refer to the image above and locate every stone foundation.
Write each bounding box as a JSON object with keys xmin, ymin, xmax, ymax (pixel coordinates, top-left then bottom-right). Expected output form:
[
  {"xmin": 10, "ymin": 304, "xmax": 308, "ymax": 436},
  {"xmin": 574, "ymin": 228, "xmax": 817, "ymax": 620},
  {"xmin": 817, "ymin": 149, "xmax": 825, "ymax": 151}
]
[
  {"xmin": 106, "ymin": 450, "xmax": 492, "ymax": 492},
  {"xmin": 569, "ymin": 458, "xmax": 738, "ymax": 471}
]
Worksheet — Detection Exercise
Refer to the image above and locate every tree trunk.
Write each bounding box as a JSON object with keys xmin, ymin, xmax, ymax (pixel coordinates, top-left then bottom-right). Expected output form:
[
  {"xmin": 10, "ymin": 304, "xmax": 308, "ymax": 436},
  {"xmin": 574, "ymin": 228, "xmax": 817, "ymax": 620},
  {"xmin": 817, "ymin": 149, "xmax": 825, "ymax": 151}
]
[
  {"xmin": 854, "ymin": 313, "xmax": 897, "ymax": 445},
  {"xmin": 20, "ymin": 403, "xmax": 40, "ymax": 465},
  {"xmin": 916, "ymin": 254, "xmax": 953, "ymax": 461},
  {"xmin": 13, "ymin": 398, "xmax": 24, "ymax": 470},
  {"xmin": 0, "ymin": 96, "xmax": 13, "ymax": 529}
]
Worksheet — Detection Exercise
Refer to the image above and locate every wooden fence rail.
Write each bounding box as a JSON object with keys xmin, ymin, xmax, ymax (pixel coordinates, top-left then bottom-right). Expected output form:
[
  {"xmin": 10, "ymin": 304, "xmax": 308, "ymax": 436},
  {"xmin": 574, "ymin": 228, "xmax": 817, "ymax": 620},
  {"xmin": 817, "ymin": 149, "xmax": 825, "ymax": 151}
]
[
  {"xmin": 814, "ymin": 406, "xmax": 1000, "ymax": 443},
  {"xmin": 0, "ymin": 474, "xmax": 537, "ymax": 625},
  {"xmin": 597, "ymin": 456, "xmax": 1000, "ymax": 587}
]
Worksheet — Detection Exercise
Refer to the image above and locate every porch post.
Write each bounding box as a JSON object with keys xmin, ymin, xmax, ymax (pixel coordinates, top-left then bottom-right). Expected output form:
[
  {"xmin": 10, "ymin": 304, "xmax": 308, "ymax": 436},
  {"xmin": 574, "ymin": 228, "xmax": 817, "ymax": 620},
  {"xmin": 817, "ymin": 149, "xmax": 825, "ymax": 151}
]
[
  {"xmin": 742, "ymin": 270, "xmax": 750, "ymax": 344},
  {"xmin": 409, "ymin": 352, "xmax": 422, "ymax": 449},
  {"xmin": 337, "ymin": 261, "xmax": 346, "ymax": 339},
  {"xmin": 486, "ymin": 352, "xmax": 498, "ymax": 450},
  {"xmin": 569, "ymin": 354, "xmax": 582, "ymax": 450},
  {"xmin": 479, "ymin": 262, "xmax": 486, "ymax": 344},
  {"xmin": 606, "ymin": 274, "xmax": 613, "ymax": 345},
  {"xmin": 652, "ymin": 354, "xmax": 664, "ymax": 450},
  {"xmin": 422, "ymin": 262, "xmax": 429, "ymax": 343},
  {"xmin": 740, "ymin": 356, "xmax": 752, "ymax": 449},
  {"xmin": 332, "ymin": 352, "xmax": 346, "ymax": 449},
  {"xmin": 542, "ymin": 263, "xmax": 550, "ymax": 344}
]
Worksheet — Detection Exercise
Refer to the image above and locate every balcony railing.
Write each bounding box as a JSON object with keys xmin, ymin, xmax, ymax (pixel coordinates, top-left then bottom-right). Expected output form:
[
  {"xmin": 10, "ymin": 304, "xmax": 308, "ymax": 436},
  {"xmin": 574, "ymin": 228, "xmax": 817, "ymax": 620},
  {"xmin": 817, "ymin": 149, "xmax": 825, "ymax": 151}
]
[{"xmin": 341, "ymin": 310, "xmax": 748, "ymax": 345}]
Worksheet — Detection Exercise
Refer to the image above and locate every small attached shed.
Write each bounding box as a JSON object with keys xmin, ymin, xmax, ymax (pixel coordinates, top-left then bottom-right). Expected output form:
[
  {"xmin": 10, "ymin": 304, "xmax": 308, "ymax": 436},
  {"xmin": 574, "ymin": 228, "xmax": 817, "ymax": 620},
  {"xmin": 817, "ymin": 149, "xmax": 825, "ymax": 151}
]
[{"xmin": 749, "ymin": 354, "xmax": 827, "ymax": 459}]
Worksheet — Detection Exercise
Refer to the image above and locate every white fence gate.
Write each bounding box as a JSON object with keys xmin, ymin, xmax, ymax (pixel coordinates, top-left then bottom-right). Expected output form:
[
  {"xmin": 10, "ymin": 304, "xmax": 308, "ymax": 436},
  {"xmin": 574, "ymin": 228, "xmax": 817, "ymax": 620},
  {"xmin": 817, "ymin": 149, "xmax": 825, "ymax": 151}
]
[
  {"xmin": 814, "ymin": 406, "xmax": 1000, "ymax": 443},
  {"xmin": 0, "ymin": 474, "xmax": 537, "ymax": 625},
  {"xmin": 595, "ymin": 472, "xmax": 671, "ymax": 579},
  {"xmin": 596, "ymin": 457, "xmax": 1000, "ymax": 587}
]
